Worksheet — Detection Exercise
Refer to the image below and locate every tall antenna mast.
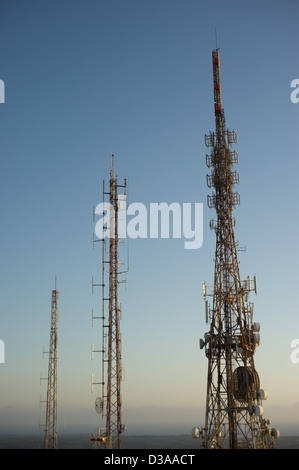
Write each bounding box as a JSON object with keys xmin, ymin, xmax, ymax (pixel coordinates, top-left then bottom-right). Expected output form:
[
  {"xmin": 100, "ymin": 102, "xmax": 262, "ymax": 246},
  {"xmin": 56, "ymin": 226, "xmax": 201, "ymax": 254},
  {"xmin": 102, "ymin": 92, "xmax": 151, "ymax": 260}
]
[
  {"xmin": 91, "ymin": 153, "xmax": 128, "ymax": 449},
  {"xmin": 192, "ymin": 48, "xmax": 280, "ymax": 449},
  {"xmin": 44, "ymin": 281, "xmax": 59, "ymax": 449}
]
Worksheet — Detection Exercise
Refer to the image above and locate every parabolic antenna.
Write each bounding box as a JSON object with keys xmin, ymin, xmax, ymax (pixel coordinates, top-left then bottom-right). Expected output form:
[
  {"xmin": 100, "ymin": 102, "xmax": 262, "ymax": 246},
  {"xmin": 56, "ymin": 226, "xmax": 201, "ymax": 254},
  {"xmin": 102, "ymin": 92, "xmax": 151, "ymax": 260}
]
[
  {"xmin": 233, "ymin": 366, "xmax": 260, "ymax": 403},
  {"xmin": 95, "ymin": 397, "xmax": 104, "ymax": 414}
]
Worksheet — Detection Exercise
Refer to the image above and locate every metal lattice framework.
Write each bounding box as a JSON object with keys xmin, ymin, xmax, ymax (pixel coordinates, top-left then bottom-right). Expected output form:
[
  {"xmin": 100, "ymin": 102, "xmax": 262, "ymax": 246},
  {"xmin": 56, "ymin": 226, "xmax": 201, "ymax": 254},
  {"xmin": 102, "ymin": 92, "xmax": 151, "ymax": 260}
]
[
  {"xmin": 44, "ymin": 288, "xmax": 59, "ymax": 449},
  {"xmin": 91, "ymin": 154, "xmax": 127, "ymax": 449},
  {"xmin": 193, "ymin": 48, "xmax": 279, "ymax": 449}
]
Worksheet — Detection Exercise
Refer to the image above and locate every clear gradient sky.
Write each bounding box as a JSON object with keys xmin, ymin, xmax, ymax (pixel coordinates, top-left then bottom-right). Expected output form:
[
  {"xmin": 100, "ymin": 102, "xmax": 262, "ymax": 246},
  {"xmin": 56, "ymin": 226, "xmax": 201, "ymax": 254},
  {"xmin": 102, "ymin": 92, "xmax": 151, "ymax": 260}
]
[{"xmin": 0, "ymin": 0, "xmax": 298, "ymax": 437}]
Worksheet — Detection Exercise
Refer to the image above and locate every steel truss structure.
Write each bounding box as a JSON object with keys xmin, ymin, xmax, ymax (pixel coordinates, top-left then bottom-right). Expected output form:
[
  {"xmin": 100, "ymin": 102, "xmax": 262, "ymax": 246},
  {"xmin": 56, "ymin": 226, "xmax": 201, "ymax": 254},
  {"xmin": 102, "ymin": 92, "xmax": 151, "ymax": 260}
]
[
  {"xmin": 192, "ymin": 49, "xmax": 279, "ymax": 449},
  {"xmin": 91, "ymin": 154, "xmax": 128, "ymax": 449},
  {"xmin": 44, "ymin": 287, "xmax": 59, "ymax": 449}
]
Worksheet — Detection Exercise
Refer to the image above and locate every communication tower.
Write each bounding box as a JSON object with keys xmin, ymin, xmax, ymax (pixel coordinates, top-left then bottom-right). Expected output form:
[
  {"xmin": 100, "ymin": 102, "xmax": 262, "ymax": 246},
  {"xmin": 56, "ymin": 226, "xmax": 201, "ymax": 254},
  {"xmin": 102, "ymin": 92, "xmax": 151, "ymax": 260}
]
[
  {"xmin": 192, "ymin": 48, "xmax": 280, "ymax": 449},
  {"xmin": 90, "ymin": 154, "xmax": 128, "ymax": 449},
  {"xmin": 43, "ymin": 282, "xmax": 59, "ymax": 449}
]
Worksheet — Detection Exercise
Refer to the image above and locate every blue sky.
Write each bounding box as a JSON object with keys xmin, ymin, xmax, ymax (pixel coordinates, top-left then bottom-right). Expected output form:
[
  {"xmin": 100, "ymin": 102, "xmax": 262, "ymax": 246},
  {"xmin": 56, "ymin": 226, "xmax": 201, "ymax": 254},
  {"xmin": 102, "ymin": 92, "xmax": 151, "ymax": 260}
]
[{"xmin": 0, "ymin": 0, "xmax": 298, "ymax": 437}]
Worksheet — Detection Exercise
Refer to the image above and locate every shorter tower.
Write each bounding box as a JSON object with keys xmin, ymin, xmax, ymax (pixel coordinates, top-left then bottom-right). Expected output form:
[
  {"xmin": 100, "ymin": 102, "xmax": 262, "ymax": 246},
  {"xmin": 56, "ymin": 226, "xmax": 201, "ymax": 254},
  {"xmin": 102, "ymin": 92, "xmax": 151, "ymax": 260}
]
[{"xmin": 44, "ymin": 283, "xmax": 59, "ymax": 449}]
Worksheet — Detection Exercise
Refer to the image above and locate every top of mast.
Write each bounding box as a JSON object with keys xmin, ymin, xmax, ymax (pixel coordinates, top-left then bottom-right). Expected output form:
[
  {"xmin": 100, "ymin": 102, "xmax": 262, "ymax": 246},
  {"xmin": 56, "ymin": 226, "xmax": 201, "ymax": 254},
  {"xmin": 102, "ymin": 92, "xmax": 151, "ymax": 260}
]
[{"xmin": 212, "ymin": 48, "xmax": 223, "ymax": 116}]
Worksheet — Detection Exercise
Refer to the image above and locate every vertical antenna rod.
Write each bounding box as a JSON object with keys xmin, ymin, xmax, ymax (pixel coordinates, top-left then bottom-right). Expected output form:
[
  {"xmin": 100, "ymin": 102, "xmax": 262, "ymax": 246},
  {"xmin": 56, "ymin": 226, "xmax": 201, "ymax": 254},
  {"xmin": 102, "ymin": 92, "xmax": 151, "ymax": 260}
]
[
  {"xmin": 44, "ymin": 282, "xmax": 59, "ymax": 449},
  {"xmin": 192, "ymin": 47, "xmax": 280, "ymax": 449}
]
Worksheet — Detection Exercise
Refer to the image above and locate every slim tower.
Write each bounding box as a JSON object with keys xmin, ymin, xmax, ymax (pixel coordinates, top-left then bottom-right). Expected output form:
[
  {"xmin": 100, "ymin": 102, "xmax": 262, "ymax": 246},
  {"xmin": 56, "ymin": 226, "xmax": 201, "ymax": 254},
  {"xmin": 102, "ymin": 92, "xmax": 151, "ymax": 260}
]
[
  {"xmin": 44, "ymin": 284, "xmax": 59, "ymax": 449},
  {"xmin": 91, "ymin": 154, "xmax": 128, "ymax": 449},
  {"xmin": 192, "ymin": 49, "xmax": 280, "ymax": 449}
]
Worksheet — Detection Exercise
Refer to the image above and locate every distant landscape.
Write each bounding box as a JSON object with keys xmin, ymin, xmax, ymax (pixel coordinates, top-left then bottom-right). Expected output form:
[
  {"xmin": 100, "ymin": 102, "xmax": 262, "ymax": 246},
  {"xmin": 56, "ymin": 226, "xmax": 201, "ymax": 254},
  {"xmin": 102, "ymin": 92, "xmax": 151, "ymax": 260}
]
[{"xmin": 0, "ymin": 434, "xmax": 298, "ymax": 449}]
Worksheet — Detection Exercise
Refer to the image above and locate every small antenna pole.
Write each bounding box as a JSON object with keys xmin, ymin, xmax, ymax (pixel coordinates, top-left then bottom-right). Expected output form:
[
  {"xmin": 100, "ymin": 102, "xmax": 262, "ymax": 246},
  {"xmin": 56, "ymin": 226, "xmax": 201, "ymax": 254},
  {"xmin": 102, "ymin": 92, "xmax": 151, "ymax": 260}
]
[{"xmin": 43, "ymin": 284, "xmax": 59, "ymax": 449}]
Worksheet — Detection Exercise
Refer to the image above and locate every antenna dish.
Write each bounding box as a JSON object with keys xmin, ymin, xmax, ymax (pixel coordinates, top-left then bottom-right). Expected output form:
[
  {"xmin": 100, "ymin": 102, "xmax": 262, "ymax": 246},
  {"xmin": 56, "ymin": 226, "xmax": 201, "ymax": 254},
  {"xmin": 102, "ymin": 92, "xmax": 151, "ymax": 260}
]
[
  {"xmin": 95, "ymin": 397, "xmax": 104, "ymax": 414},
  {"xmin": 233, "ymin": 366, "xmax": 260, "ymax": 403},
  {"xmin": 254, "ymin": 405, "xmax": 264, "ymax": 416},
  {"xmin": 258, "ymin": 389, "xmax": 268, "ymax": 401},
  {"xmin": 192, "ymin": 427, "xmax": 200, "ymax": 439},
  {"xmin": 252, "ymin": 322, "xmax": 260, "ymax": 332},
  {"xmin": 271, "ymin": 428, "xmax": 280, "ymax": 439}
]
